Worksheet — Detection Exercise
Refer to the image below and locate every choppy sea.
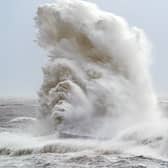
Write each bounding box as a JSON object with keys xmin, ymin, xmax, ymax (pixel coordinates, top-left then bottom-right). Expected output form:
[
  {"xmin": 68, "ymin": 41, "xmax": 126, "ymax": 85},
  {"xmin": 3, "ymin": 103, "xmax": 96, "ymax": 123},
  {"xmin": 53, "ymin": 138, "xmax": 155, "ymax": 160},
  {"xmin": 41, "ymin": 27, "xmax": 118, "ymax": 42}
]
[{"xmin": 0, "ymin": 98, "xmax": 168, "ymax": 168}]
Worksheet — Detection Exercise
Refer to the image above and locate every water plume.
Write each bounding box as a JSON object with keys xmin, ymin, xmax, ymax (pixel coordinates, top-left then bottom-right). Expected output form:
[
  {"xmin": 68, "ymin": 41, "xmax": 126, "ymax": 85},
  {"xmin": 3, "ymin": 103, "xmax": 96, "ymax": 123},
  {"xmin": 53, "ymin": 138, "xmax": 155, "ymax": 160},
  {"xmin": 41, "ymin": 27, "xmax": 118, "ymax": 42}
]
[{"xmin": 36, "ymin": 0, "xmax": 159, "ymax": 138}]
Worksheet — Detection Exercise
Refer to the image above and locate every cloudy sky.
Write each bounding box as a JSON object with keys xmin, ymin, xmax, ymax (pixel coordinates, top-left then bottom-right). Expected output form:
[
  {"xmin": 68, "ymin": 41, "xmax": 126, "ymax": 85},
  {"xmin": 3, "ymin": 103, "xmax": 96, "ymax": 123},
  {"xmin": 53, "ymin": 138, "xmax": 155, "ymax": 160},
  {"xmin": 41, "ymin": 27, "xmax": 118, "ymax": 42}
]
[{"xmin": 0, "ymin": 0, "xmax": 168, "ymax": 97}]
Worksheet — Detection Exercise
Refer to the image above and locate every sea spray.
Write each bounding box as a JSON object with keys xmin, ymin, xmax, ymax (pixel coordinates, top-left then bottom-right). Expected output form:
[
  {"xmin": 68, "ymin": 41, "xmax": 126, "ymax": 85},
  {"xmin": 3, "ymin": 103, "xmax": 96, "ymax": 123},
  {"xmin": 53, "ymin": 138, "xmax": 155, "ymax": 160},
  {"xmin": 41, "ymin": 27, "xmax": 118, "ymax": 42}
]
[
  {"xmin": 2, "ymin": 2, "xmax": 168, "ymax": 166},
  {"xmin": 36, "ymin": 0, "xmax": 159, "ymax": 138}
]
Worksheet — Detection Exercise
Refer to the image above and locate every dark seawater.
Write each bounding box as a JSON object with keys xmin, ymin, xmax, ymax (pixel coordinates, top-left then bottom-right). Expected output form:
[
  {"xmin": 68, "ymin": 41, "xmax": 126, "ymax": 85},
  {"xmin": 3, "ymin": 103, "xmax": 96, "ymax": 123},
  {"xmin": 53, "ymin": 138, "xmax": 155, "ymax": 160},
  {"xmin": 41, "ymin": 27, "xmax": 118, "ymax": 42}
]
[{"xmin": 0, "ymin": 98, "xmax": 168, "ymax": 168}]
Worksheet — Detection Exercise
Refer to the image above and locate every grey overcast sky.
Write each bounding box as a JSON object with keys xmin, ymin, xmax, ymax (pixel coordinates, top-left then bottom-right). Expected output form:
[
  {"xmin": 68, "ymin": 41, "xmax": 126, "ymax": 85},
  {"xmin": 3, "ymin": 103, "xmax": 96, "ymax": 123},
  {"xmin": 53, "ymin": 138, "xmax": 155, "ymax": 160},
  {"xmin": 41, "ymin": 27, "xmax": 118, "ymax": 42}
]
[{"xmin": 0, "ymin": 0, "xmax": 168, "ymax": 98}]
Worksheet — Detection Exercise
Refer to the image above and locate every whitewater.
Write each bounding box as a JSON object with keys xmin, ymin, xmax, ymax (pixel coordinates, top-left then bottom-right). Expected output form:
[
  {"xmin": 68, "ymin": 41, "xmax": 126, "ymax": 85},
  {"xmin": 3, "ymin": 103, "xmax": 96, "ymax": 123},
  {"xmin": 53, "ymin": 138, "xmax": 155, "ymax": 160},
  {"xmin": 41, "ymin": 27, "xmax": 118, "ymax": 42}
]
[{"xmin": 1, "ymin": 0, "xmax": 168, "ymax": 167}]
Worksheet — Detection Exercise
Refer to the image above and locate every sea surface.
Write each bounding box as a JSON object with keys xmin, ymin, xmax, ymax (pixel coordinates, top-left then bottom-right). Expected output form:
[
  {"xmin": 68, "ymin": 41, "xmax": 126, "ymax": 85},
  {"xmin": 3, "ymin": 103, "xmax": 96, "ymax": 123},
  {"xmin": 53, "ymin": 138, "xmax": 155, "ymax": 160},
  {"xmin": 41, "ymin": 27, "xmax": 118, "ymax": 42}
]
[{"xmin": 0, "ymin": 98, "xmax": 168, "ymax": 168}]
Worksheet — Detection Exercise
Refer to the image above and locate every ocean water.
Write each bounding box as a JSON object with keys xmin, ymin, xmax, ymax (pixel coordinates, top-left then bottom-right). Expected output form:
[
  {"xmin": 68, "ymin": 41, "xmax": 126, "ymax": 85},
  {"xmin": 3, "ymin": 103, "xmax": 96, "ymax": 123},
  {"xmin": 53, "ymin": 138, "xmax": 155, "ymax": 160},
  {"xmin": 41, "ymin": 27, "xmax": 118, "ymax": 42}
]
[
  {"xmin": 1, "ymin": 0, "xmax": 168, "ymax": 167},
  {"xmin": 0, "ymin": 98, "xmax": 168, "ymax": 167}
]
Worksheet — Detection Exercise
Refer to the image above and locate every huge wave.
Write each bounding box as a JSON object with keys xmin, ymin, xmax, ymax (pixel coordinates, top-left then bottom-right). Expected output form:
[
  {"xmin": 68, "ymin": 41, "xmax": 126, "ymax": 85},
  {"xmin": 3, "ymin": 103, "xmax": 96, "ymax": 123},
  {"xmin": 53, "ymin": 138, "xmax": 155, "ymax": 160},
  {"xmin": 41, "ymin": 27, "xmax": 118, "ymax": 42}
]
[
  {"xmin": 36, "ymin": 0, "xmax": 159, "ymax": 138},
  {"xmin": 1, "ymin": 0, "xmax": 168, "ymax": 161}
]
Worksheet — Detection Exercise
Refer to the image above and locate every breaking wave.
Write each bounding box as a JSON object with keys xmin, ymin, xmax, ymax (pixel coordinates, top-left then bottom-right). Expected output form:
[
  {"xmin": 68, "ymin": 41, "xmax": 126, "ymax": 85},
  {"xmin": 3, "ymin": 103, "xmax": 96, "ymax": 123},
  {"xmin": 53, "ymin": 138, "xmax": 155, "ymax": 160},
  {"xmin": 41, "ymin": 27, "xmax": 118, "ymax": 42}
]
[
  {"xmin": 36, "ymin": 0, "xmax": 159, "ymax": 138},
  {"xmin": 2, "ymin": 0, "xmax": 168, "ymax": 161}
]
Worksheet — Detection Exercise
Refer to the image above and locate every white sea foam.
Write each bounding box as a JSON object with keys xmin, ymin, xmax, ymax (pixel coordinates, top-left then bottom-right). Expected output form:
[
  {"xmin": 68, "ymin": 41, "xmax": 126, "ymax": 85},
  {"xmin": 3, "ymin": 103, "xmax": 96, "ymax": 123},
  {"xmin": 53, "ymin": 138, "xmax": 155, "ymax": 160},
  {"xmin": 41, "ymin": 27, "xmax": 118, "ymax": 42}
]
[
  {"xmin": 36, "ymin": 0, "xmax": 159, "ymax": 138},
  {"xmin": 1, "ymin": 0, "xmax": 168, "ymax": 161}
]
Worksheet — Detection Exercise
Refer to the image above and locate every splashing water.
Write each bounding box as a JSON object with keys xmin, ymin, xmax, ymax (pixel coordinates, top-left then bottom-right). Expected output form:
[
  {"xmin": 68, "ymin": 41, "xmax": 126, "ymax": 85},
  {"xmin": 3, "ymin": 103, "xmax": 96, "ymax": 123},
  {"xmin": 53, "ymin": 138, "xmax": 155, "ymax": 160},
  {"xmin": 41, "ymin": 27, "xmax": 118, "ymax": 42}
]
[
  {"xmin": 2, "ymin": 1, "xmax": 168, "ymax": 167},
  {"xmin": 36, "ymin": 0, "xmax": 159, "ymax": 138}
]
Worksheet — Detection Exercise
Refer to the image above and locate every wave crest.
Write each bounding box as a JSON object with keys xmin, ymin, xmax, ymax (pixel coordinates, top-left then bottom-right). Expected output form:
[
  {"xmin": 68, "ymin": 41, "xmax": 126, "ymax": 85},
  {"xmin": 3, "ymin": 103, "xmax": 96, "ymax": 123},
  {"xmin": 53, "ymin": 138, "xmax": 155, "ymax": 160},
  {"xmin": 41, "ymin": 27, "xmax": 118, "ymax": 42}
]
[{"xmin": 36, "ymin": 0, "xmax": 158, "ymax": 138}]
